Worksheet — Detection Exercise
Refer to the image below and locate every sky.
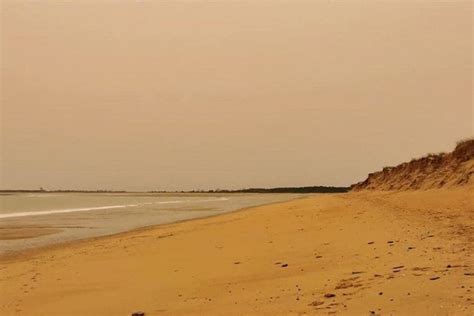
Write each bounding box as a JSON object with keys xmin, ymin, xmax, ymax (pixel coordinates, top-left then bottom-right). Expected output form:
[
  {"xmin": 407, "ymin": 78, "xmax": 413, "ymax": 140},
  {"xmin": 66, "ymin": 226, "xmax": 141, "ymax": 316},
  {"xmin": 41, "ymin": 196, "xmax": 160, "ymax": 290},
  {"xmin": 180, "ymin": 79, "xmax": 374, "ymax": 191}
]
[{"xmin": 1, "ymin": 0, "xmax": 472, "ymax": 191}]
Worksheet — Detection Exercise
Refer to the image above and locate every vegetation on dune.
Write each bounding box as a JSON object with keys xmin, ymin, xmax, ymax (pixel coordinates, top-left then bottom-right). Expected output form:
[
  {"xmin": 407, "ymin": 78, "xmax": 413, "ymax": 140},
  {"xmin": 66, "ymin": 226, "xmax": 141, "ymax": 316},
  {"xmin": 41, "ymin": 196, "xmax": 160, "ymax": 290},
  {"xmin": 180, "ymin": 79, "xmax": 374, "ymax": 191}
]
[{"xmin": 352, "ymin": 138, "xmax": 474, "ymax": 191}]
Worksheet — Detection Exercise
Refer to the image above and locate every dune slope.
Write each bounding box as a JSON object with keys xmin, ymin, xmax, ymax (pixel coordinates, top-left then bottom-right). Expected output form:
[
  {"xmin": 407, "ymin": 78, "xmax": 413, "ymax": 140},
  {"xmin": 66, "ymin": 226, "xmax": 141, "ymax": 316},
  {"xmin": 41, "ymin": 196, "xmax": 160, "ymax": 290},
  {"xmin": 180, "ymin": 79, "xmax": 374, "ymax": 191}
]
[{"xmin": 352, "ymin": 139, "xmax": 474, "ymax": 191}]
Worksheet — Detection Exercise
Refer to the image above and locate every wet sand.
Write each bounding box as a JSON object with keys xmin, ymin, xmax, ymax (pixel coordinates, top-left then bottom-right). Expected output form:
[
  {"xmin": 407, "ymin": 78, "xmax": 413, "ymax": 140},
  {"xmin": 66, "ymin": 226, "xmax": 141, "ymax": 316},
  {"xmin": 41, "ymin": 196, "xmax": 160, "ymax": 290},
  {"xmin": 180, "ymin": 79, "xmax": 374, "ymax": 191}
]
[
  {"xmin": 0, "ymin": 226, "xmax": 62, "ymax": 240},
  {"xmin": 0, "ymin": 189, "xmax": 473, "ymax": 315}
]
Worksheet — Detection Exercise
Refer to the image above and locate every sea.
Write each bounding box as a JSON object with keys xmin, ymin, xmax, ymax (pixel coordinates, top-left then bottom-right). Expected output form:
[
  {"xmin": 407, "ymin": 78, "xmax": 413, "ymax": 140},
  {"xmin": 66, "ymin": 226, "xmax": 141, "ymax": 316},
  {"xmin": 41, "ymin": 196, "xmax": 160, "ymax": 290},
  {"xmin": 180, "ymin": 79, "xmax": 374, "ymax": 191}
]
[{"xmin": 0, "ymin": 192, "xmax": 300, "ymax": 254}]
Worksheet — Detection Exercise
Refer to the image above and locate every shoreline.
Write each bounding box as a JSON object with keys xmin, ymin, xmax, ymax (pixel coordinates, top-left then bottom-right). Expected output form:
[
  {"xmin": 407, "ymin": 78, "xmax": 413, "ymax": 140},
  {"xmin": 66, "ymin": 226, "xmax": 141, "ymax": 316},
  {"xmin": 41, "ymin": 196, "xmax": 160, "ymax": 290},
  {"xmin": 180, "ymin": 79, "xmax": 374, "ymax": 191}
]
[
  {"xmin": 0, "ymin": 195, "xmax": 310, "ymax": 263},
  {"xmin": 1, "ymin": 188, "xmax": 472, "ymax": 315}
]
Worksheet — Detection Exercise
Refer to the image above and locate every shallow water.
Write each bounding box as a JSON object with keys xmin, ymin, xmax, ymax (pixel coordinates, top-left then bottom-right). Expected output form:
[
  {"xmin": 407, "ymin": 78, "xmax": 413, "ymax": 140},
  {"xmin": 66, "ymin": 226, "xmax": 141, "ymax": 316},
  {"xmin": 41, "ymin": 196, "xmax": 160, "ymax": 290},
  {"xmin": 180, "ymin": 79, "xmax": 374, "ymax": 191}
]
[{"xmin": 0, "ymin": 193, "xmax": 301, "ymax": 254}]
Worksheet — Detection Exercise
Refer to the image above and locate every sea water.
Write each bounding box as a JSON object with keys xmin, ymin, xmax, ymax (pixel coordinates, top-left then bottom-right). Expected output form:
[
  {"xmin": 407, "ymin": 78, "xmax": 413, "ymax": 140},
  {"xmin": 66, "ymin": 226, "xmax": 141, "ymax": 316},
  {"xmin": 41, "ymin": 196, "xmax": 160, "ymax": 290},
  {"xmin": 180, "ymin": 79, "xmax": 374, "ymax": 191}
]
[{"xmin": 0, "ymin": 192, "xmax": 300, "ymax": 254}]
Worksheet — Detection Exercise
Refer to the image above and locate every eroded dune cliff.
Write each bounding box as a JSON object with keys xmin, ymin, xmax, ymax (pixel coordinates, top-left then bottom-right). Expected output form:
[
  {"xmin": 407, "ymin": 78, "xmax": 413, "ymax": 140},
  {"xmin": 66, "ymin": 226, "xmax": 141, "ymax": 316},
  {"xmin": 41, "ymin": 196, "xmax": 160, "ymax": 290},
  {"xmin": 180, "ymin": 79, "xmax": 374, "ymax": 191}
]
[{"xmin": 352, "ymin": 139, "xmax": 474, "ymax": 191}]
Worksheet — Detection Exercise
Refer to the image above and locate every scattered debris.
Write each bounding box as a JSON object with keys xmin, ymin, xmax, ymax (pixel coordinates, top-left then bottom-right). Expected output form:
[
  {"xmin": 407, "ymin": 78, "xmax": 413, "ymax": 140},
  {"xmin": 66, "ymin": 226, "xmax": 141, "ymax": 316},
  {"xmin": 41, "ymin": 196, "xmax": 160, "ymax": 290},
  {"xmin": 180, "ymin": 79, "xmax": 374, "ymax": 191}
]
[{"xmin": 157, "ymin": 233, "xmax": 174, "ymax": 239}]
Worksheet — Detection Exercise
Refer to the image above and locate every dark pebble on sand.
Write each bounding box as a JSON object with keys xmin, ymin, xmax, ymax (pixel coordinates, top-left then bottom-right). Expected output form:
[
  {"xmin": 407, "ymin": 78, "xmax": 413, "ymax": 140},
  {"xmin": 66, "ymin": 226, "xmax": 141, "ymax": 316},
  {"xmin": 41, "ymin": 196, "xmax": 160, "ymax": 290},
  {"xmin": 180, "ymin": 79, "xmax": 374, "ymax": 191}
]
[
  {"xmin": 430, "ymin": 276, "xmax": 440, "ymax": 280},
  {"xmin": 324, "ymin": 293, "xmax": 336, "ymax": 298},
  {"xmin": 281, "ymin": 263, "xmax": 288, "ymax": 268},
  {"xmin": 132, "ymin": 312, "xmax": 145, "ymax": 316}
]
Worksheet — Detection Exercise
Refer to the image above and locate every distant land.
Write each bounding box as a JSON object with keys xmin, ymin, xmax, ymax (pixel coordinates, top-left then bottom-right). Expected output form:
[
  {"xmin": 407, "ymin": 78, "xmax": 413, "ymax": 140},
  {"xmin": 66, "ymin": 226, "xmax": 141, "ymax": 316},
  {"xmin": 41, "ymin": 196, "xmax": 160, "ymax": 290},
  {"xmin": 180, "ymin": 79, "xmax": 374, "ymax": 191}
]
[{"xmin": 0, "ymin": 186, "xmax": 349, "ymax": 194}]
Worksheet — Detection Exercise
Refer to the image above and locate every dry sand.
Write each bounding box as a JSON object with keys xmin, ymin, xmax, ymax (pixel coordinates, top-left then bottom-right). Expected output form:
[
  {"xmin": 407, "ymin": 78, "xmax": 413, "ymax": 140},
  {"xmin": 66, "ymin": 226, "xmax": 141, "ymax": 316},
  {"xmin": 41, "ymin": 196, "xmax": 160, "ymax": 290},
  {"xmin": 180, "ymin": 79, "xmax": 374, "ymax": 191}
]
[{"xmin": 0, "ymin": 188, "xmax": 473, "ymax": 315}]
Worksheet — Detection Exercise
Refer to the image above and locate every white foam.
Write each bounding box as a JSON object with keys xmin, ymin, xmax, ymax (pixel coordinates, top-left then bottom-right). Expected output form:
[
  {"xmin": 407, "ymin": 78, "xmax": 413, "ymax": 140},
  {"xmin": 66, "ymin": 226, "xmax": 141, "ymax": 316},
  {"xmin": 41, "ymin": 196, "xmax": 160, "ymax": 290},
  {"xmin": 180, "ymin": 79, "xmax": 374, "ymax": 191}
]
[{"xmin": 0, "ymin": 197, "xmax": 229, "ymax": 219}]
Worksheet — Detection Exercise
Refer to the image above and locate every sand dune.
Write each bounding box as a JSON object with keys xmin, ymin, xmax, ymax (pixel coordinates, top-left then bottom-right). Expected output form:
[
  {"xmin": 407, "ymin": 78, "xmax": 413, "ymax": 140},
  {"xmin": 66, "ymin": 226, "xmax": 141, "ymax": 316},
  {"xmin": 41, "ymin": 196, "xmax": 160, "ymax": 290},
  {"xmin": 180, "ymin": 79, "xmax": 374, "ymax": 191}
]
[{"xmin": 352, "ymin": 139, "xmax": 474, "ymax": 191}]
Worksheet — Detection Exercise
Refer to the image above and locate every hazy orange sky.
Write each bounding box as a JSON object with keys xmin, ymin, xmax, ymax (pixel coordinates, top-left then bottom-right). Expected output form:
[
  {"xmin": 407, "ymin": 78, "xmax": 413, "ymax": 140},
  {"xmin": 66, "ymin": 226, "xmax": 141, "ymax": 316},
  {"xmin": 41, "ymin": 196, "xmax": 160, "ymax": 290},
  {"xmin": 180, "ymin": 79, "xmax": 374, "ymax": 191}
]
[{"xmin": 1, "ymin": 0, "xmax": 472, "ymax": 191}]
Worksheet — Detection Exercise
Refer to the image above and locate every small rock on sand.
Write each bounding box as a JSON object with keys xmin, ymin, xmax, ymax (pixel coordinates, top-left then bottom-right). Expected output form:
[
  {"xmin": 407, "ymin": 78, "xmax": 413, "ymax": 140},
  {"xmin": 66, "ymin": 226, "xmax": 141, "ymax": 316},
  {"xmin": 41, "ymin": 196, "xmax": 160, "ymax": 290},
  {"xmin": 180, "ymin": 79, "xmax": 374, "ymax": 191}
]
[
  {"xmin": 132, "ymin": 312, "xmax": 145, "ymax": 316},
  {"xmin": 430, "ymin": 276, "xmax": 440, "ymax": 281},
  {"xmin": 324, "ymin": 293, "xmax": 336, "ymax": 298}
]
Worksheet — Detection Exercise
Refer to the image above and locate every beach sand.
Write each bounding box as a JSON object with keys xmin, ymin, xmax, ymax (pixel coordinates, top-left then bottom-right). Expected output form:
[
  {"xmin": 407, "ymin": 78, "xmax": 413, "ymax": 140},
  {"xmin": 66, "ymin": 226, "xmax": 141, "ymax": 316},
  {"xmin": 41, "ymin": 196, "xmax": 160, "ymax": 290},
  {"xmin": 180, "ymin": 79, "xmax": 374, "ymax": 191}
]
[
  {"xmin": 0, "ymin": 226, "xmax": 62, "ymax": 241},
  {"xmin": 0, "ymin": 188, "xmax": 473, "ymax": 315}
]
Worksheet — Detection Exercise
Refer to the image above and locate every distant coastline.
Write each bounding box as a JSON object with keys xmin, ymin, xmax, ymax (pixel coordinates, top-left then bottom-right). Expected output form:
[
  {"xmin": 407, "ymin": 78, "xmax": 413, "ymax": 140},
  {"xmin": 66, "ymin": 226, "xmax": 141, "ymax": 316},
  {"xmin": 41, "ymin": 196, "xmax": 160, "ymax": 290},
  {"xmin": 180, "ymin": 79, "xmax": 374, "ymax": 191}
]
[{"xmin": 0, "ymin": 186, "xmax": 349, "ymax": 194}]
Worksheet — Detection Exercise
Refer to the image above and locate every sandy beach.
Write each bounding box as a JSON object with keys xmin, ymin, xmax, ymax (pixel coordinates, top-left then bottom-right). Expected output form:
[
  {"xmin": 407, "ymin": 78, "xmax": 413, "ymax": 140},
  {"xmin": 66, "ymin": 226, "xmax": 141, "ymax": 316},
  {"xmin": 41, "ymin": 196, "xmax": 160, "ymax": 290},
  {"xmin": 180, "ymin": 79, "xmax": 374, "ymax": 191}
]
[
  {"xmin": 2, "ymin": 1, "xmax": 472, "ymax": 314},
  {"xmin": 1, "ymin": 188, "xmax": 472, "ymax": 315}
]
